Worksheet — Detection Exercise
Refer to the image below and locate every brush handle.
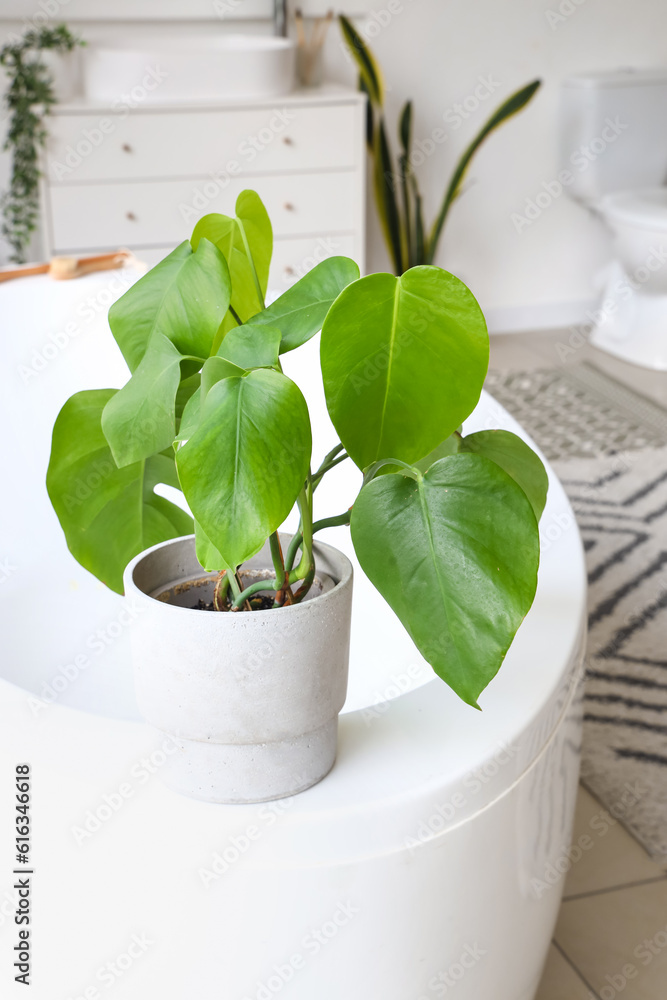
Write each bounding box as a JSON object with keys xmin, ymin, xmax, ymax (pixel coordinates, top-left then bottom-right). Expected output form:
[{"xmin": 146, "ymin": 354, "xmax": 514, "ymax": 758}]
[{"xmin": 0, "ymin": 263, "xmax": 50, "ymax": 283}]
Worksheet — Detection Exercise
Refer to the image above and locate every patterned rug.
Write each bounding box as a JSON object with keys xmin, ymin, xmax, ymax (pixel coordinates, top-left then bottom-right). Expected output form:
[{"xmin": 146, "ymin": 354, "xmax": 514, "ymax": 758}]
[{"xmin": 487, "ymin": 363, "xmax": 667, "ymax": 862}]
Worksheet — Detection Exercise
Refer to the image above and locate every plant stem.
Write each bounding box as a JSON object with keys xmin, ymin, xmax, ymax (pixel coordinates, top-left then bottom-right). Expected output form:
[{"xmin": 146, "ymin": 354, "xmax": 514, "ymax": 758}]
[
  {"xmin": 313, "ymin": 509, "xmax": 351, "ymax": 533},
  {"xmin": 269, "ymin": 531, "xmax": 288, "ymax": 607},
  {"xmin": 311, "ymin": 451, "xmax": 348, "ymax": 490}
]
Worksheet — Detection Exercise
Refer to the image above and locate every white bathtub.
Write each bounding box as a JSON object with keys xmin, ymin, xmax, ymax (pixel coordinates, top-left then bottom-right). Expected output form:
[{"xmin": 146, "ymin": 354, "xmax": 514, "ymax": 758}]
[{"xmin": 0, "ymin": 272, "xmax": 586, "ymax": 999}]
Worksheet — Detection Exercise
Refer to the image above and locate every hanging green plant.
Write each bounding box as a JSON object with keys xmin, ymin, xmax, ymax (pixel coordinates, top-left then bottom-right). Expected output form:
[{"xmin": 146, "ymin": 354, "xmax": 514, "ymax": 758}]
[{"xmin": 0, "ymin": 24, "xmax": 83, "ymax": 263}]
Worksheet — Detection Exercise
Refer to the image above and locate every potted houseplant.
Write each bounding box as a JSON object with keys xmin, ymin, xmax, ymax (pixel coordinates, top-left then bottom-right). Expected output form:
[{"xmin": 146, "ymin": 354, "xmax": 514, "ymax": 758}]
[{"xmin": 46, "ymin": 190, "xmax": 548, "ymax": 804}]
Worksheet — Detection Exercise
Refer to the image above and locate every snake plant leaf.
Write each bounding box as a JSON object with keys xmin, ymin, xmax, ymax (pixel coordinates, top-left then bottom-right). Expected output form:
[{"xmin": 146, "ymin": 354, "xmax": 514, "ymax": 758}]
[
  {"xmin": 321, "ymin": 266, "xmax": 489, "ymax": 470},
  {"xmin": 399, "ymin": 100, "xmax": 413, "ymax": 155},
  {"xmin": 176, "ymin": 368, "xmax": 311, "ymax": 568},
  {"xmin": 242, "ymin": 256, "xmax": 360, "ymax": 354},
  {"xmin": 108, "ymin": 239, "xmax": 231, "ymax": 371},
  {"xmin": 373, "ymin": 116, "xmax": 404, "ymax": 274},
  {"xmin": 101, "ymin": 333, "xmax": 184, "ymax": 468},
  {"xmin": 47, "ymin": 389, "xmax": 193, "ymax": 594},
  {"xmin": 427, "ymin": 79, "xmax": 541, "ymax": 264},
  {"xmin": 460, "ymin": 429, "xmax": 549, "ymax": 521},
  {"xmin": 191, "ymin": 190, "xmax": 273, "ymax": 324},
  {"xmin": 350, "ymin": 453, "xmax": 540, "ymax": 707},
  {"xmin": 339, "ymin": 15, "xmax": 384, "ymax": 107},
  {"xmin": 218, "ymin": 323, "xmax": 282, "ymax": 369}
]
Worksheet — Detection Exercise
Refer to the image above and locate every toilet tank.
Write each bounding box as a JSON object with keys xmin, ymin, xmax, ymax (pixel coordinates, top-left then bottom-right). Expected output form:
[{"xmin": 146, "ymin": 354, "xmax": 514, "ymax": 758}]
[{"xmin": 560, "ymin": 68, "xmax": 667, "ymax": 204}]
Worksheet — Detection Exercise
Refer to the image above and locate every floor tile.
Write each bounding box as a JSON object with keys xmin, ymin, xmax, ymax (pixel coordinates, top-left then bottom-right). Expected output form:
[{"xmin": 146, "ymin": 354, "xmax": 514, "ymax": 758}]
[
  {"xmin": 534, "ymin": 944, "xmax": 597, "ymax": 1000},
  {"xmin": 563, "ymin": 785, "xmax": 664, "ymax": 899},
  {"xmin": 555, "ymin": 878, "xmax": 667, "ymax": 1000}
]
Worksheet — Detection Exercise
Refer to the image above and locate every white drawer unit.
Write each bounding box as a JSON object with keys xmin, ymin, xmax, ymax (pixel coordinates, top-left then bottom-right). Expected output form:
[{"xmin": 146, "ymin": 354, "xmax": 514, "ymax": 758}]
[{"xmin": 40, "ymin": 85, "xmax": 366, "ymax": 288}]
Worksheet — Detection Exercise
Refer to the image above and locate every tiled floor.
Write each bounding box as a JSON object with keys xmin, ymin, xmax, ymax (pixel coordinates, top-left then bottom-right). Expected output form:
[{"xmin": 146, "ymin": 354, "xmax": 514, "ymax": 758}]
[{"xmin": 488, "ymin": 330, "xmax": 667, "ymax": 999}]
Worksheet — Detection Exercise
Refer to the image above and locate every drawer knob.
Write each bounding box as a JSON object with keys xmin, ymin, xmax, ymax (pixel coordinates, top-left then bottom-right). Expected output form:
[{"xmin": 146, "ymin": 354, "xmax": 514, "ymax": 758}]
[
  {"xmin": 283, "ymin": 202, "xmax": 295, "ymax": 212},
  {"xmin": 282, "ymin": 136, "xmax": 294, "ymax": 146},
  {"xmin": 126, "ymin": 211, "xmax": 137, "ymax": 221},
  {"xmin": 121, "ymin": 143, "xmax": 133, "ymax": 153}
]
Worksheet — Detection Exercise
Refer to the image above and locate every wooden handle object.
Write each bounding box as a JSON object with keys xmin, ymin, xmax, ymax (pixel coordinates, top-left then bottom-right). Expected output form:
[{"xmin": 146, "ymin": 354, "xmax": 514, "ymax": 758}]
[{"xmin": 0, "ymin": 250, "xmax": 133, "ymax": 284}]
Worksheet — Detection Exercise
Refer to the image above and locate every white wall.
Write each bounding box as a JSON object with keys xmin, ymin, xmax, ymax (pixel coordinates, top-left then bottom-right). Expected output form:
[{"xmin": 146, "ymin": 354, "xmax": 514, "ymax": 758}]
[
  {"xmin": 322, "ymin": 0, "xmax": 667, "ymax": 329},
  {"xmin": 2, "ymin": 0, "xmax": 667, "ymax": 329}
]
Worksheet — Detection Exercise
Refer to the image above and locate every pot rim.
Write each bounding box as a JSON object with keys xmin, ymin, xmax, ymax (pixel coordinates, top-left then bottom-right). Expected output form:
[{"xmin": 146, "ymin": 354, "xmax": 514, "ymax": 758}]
[{"xmin": 123, "ymin": 533, "xmax": 353, "ymax": 618}]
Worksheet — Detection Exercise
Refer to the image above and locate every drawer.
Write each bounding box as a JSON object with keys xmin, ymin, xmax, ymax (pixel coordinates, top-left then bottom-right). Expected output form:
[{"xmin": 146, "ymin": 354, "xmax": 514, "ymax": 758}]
[
  {"xmin": 123, "ymin": 234, "xmax": 361, "ymax": 290},
  {"xmin": 45, "ymin": 104, "xmax": 361, "ymax": 183},
  {"xmin": 270, "ymin": 234, "xmax": 361, "ymax": 291},
  {"xmin": 48, "ymin": 172, "xmax": 362, "ymax": 251}
]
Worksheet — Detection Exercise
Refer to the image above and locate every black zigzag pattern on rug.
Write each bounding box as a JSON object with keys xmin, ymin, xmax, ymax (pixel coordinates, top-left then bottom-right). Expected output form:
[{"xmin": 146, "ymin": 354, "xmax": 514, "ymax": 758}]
[{"xmin": 555, "ymin": 447, "xmax": 667, "ymax": 862}]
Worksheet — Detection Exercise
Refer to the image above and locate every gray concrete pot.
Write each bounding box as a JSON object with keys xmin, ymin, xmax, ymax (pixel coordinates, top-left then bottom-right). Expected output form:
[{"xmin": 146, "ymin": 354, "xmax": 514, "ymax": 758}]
[{"xmin": 123, "ymin": 534, "xmax": 353, "ymax": 804}]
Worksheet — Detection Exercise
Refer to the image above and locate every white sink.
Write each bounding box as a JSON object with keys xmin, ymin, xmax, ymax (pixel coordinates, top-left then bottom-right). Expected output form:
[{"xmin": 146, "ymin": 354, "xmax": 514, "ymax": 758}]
[{"xmin": 82, "ymin": 34, "xmax": 296, "ymax": 104}]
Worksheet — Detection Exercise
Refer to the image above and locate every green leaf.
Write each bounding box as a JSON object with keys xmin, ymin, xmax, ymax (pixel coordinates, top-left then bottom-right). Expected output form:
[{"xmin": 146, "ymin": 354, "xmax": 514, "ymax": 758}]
[
  {"xmin": 427, "ymin": 80, "xmax": 541, "ymax": 264},
  {"xmin": 101, "ymin": 333, "xmax": 184, "ymax": 468},
  {"xmin": 200, "ymin": 355, "xmax": 246, "ymax": 398},
  {"xmin": 218, "ymin": 323, "xmax": 282, "ymax": 369},
  {"xmin": 350, "ymin": 453, "xmax": 540, "ymax": 707},
  {"xmin": 175, "ymin": 357, "xmax": 246, "ymax": 443},
  {"xmin": 175, "ymin": 387, "xmax": 202, "ymax": 442},
  {"xmin": 321, "ymin": 266, "xmax": 489, "ymax": 470},
  {"xmin": 195, "ymin": 520, "xmax": 227, "ymax": 572},
  {"xmin": 399, "ymin": 100, "xmax": 412, "ymax": 156},
  {"xmin": 339, "ymin": 15, "xmax": 384, "ymax": 107},
  {"xmin": 373, "ymin": 116, "xmax": 404, "ymax": 274},
  {"xmin": 460, "ymin": 430, "xmax": 548, "ymax": 521},
  {"xmin": 108, "ymin": 239, "xmax": 231, "ymax": 372},
  {"xmin": 191, "ymin": 191, "xmax": 273, "ymax": 324},
  {"xmin": 47, "ymin": 390, "xmax": 193, "ymax": 594},
  {"xmin": 176, "ymin": 369, "xmax": 311, "ymax": 568},
  {"xmin": 241, "ymin": 256, "xmax": 360, "ymax": 354},
  {"xmin": 414, "ymin": 432, "xmax": 460, "ymax": 473}
]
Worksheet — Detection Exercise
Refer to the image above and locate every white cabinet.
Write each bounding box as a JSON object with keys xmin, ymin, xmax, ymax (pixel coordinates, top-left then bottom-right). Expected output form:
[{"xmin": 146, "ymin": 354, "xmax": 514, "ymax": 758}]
[{"xmin": 40, "ymin": 85, "xmax": 366, "ymax": 291}]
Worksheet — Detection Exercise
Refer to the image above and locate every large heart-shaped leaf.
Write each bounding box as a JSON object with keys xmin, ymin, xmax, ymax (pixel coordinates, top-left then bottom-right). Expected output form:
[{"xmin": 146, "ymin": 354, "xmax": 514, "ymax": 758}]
[
  {"xmin": 245, "ymin": 256, "xmax": 360, "ymax": 353},
  {"xmin": 191, "ymin": 191, "xmax": 273, "ymax": 325},
  {"xmin": 350, "ymin": 453, "xmax": 540, "ymax": 707},
  {"xmin": 459, "ymin": 430, "xmax": 549, "ymax": 521},
  {"xmin": 108, "ymin": 239, "xmax": 231, "ymax": 372},
  {"xmin": 101, "ymin": 333, "xmax": 184, "ymax": 468},
  {"xmin": 47, "ymin": 390, "xmax": 193, "ymax": 593},
  {"xmin": 321, "ymin": 266, "xmax": 489, "ymax": 471},
  {"xmin": 176, "ymin": 368, "xmax": 311, "ymax": 568}
]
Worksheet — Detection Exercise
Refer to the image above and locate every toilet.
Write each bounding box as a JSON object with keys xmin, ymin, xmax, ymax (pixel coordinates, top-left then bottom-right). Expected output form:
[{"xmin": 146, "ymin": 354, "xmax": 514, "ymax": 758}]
[{"xmin": 561, "ymin": 69, "xmax": 667, "ymax": 369}]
